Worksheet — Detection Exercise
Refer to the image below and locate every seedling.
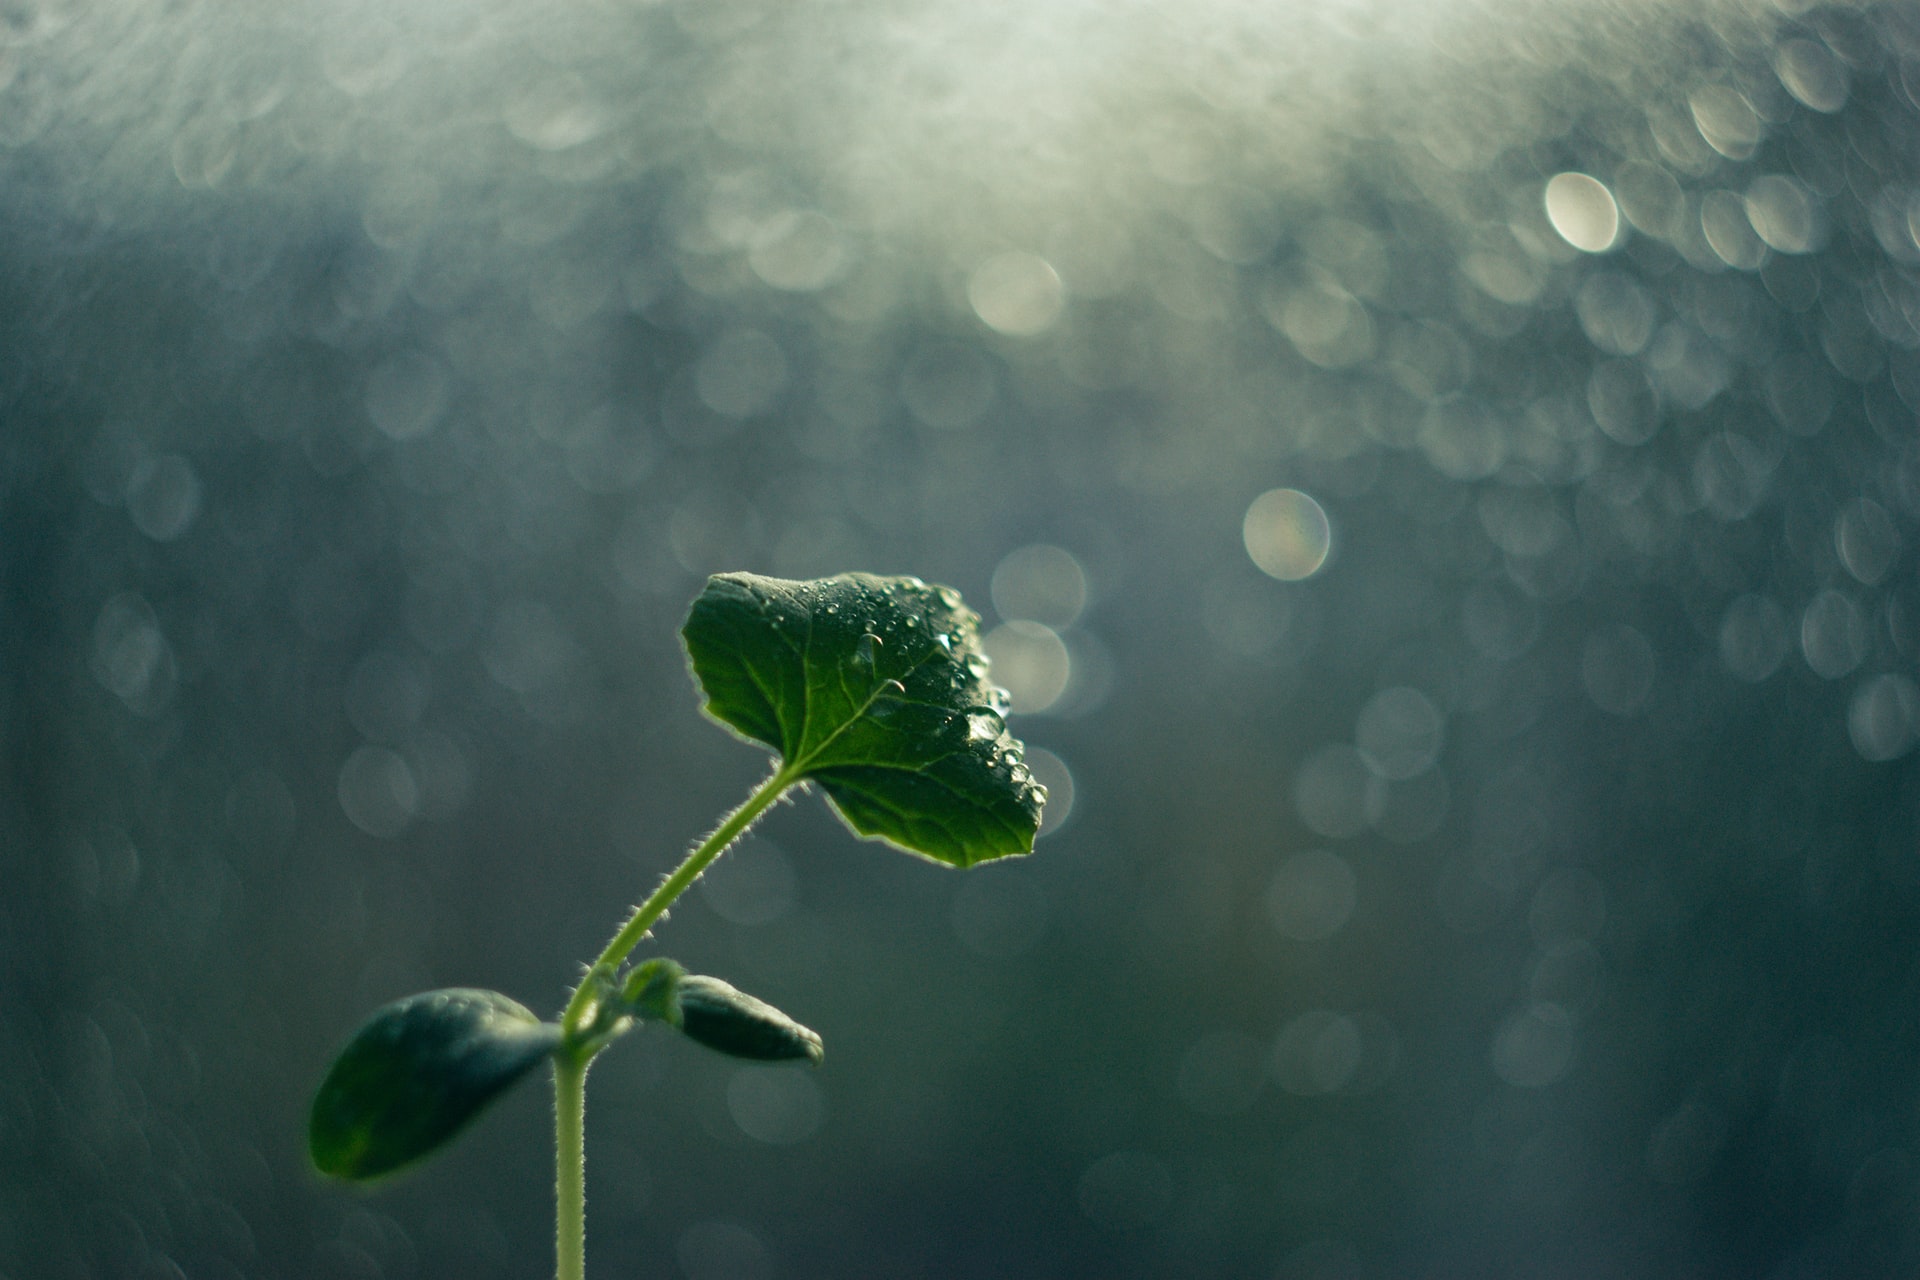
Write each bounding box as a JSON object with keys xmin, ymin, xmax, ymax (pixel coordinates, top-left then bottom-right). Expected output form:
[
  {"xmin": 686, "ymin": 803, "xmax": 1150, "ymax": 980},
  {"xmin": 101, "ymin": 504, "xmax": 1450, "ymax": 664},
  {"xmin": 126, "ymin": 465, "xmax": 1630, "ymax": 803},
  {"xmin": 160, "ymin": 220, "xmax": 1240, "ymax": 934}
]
[{"xmin": 309, "ymin": 572, "xmax": 1046, "ymax": 1279}]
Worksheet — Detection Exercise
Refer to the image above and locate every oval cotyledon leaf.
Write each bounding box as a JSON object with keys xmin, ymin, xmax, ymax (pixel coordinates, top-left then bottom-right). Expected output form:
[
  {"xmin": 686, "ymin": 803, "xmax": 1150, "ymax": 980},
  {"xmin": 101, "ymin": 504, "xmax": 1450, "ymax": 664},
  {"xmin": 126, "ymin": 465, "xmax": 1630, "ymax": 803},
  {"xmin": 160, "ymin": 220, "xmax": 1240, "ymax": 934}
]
[
  {"xmin": 309, "ymin": 989, "xmax": 562, "ymax": 1181},
  {"xmin": 682, "ymin": 572, "xmax": 1046, "ymax": 866}
]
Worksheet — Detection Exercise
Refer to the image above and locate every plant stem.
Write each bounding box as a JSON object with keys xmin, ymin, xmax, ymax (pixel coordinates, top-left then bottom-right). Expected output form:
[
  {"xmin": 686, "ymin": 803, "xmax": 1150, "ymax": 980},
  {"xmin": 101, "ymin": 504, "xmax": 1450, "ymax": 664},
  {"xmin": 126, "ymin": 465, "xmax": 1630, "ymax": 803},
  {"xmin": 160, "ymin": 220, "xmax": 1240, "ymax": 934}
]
[
  {"xmin": 551, "ymin": 762, "xmax": 799, "ymax": 1280},
  {"xmin": 561, "ymin": 762, "xmax": 799, "ymax": 1036},
  {"xmin": 554, "ymin": 1049, "xmax": 588, "ymax": 1280}
]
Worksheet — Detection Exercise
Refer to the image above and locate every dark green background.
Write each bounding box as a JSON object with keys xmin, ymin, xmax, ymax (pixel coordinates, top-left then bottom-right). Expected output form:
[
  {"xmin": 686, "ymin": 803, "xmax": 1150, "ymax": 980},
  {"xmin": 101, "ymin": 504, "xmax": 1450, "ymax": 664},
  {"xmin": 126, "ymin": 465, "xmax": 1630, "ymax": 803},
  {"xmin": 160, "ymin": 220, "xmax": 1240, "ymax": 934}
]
[{"xmin": 3, "ymin": 2, "xmax": 1919, "ymax": 1276}]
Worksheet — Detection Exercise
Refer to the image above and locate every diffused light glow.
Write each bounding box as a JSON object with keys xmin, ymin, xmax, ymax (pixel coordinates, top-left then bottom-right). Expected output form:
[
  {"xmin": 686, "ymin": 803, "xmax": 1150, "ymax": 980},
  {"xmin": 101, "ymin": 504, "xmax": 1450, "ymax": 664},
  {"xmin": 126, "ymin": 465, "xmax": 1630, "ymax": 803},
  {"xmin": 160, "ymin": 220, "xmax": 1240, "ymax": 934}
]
[
  {"xmin": 1544, "ymin": 173, "xmax": 1620, "ymax": 253},
  {"xmin": 968, "ymin": 252, "xmax": 1064, "ymax": 336},
  {"xmin": 1244, "ymin": 488, "xmax": 1331, "ymax": 580},
  {"xmin": 981, "ymin": 621, "xmax": 1070, "ymax": 713},
  {"xmin": 991, "ymin": 544, "xmax": 1088, "ymax": 627}
]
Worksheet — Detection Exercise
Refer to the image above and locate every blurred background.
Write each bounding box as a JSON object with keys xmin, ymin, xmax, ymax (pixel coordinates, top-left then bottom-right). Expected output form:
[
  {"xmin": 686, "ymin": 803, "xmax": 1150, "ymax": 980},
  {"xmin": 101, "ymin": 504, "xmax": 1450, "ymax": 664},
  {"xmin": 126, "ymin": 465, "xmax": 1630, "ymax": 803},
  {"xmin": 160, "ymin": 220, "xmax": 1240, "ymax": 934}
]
[{"xmin": 3, "ymin": 0, "xmax": 1920, "ymax": 1275}]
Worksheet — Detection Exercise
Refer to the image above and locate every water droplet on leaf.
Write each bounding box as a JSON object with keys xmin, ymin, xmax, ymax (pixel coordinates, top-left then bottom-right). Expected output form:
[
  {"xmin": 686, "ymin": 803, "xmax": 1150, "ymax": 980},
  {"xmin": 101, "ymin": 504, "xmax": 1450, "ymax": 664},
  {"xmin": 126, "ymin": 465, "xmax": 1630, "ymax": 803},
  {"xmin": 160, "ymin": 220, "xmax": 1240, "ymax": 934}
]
[{"xmin": 968, "ymin": 708, "xmax": 1006, "ymax": 742}]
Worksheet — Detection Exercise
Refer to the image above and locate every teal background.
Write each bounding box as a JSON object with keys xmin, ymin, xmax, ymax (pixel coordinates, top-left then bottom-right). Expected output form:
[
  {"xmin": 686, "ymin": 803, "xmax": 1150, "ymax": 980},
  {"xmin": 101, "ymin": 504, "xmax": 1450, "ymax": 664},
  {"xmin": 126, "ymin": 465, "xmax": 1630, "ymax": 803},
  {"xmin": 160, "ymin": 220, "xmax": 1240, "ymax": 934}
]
[{"xmin": 3, "ymin": 2, "xmax": 1919, "ymax": 1276}]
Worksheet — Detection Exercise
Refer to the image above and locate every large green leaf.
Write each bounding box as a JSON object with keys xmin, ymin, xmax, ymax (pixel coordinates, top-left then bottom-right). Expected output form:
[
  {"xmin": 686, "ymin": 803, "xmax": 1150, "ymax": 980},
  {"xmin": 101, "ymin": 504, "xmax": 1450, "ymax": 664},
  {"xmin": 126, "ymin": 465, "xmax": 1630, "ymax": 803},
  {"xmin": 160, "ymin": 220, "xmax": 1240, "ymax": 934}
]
[
  {"xmin": 682, "ymin": 572, "xmax": 1046, "ymax": 866},
  {"xmin": 309, "ymin": 989, "xmax": 562, "ymax": 1181}
]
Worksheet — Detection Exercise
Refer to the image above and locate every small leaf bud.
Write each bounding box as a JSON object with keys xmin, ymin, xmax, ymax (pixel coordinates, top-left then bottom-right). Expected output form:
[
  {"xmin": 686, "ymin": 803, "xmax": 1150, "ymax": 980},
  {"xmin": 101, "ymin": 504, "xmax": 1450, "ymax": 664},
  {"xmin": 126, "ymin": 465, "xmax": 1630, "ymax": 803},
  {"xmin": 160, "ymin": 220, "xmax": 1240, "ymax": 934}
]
[{"xmin": 674, "ymin": 975, "xmax": 824, "ymax": 1064}]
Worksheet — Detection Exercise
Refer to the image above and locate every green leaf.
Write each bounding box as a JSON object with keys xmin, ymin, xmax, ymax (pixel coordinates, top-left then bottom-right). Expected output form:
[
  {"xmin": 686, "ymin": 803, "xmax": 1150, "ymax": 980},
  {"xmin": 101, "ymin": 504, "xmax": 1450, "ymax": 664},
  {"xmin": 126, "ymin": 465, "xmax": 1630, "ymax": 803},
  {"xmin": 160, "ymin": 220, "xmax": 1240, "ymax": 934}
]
[
  {"xmin": 682, "ymin": 572, "xmax": 1046, "ymax": 867},
  {"xmin": 309, "ymin": 989, "xmax": 562, "ymax": 1181},
  {"xmin": 673, "ymin": 974, "xmax": 824, "ymax": 1064}
]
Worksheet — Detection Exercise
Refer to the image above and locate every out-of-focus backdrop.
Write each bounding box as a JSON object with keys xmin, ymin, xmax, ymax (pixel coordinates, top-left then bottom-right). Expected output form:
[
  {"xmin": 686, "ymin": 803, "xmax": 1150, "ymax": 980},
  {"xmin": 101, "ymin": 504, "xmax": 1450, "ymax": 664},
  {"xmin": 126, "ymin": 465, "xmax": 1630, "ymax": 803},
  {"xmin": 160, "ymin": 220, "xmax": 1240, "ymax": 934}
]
[{"xmin": 4, "ymin": 0, "xmax": 1920, "ymax": 1275}]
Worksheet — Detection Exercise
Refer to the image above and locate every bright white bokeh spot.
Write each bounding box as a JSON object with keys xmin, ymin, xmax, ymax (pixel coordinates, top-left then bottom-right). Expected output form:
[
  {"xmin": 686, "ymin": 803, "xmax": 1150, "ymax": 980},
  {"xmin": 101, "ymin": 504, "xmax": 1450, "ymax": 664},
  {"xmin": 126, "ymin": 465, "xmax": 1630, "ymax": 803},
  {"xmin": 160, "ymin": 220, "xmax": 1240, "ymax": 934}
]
[
  {"xmin": 1243, "ymin": 488, "xmax": 1331, "ymax": 581},
  {"xmin": 1544, "ymin": 173, "xmax": 1619, "ymax": 253},
  {"xmin": 1745, "ymin": 175, "xmax": 1818, "ymax": 255},
  {"xmin": 992, "ymin": 544, "xmax": 1088, "ymax": 627},
  {"xmin": 982, "ymin": 621, "xmax": 1071, "ymax": 714},
  {"xmin": 968, "ymin": 251, "xmax": 1064, "ymax": 336}
]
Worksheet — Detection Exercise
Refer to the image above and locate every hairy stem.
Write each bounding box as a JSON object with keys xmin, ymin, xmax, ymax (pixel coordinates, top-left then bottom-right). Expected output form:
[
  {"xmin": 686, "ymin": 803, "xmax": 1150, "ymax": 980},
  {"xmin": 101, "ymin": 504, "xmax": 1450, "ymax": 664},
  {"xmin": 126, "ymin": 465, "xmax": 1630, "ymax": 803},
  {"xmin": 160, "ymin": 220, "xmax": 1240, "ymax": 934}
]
[
  {"xmin": 551, "ymin": 762, "xmax": 799, "ymax": 1280},
  {"xmin": 554, "ymin": 1050, "xmax": 588, "ymax": 1280},
  {"xmin": 561, "ymin": 762, "xmax": 798, "ymax": 1036}
]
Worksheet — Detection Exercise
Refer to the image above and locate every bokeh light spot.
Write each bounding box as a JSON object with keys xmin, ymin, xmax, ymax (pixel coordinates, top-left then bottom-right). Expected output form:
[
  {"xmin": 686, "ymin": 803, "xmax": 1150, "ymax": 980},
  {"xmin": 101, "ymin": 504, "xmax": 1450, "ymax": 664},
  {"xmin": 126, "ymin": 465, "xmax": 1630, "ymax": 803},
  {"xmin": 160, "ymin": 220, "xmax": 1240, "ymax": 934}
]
[
  {"xmin": 1026, "ymin": 747, "xmax": 1075, "ymax": 836},
  {"xmin": 727, "ymin": 1068, "xmax": 822, "ymax": 1145},
  {"xmin": 1244, "ymin": 488, "xmax": 1331, "ymax": 581},
  {"xmin": 991, "ymin": 544, "xmax": 1088, "ymax": 627},
  {"xmin": 981, "ymin": 621, "xmax": 1070, "ymax": 714},
  {"xmin": 749, "ymin": 210, "xmax": 847, "ymax": 292},
  {"xmin": 1355, "ymin": 687, "xmax": 1444, "ymax": 780},
  {"xmin": 968, "ymin": 252, "xmax": 1064, "ymax": 336},
  {"xmin": 1544, "ymin": 173, "xmax": 1619, "ymax": 253},
  {"xmin": 1490, "ymin": 1002, "xmax": 1575, "ymax": 1088},
  {"xmin": 698, "ymin": 837, "xmax": 796, "ymax": 926},
  {"xmin": 1849, "ymin": 675, "xmax": 1920, "ymax": 762}
]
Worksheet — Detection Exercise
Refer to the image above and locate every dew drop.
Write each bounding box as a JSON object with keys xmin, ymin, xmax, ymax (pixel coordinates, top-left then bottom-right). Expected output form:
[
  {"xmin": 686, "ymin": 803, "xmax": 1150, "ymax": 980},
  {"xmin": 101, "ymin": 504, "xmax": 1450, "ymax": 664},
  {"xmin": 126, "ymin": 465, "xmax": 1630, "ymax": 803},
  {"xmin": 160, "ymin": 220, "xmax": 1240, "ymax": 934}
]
[
  {"xmin": 1009, "ymin": 764, "xmax": 1032, "ymax": 785},
  {"xmin": 937, "ymin": 587, "xmax": 963, "ymax": 609},
  {"xmin": 1002, "ymin": 745, "xmax": 1025, "ymax": 765},
  {"xmin": 1031, "ymin": 783, "xmax": 1050, "ymax": 804},
  {"xmin": 987, "ymin": 687, "xmax": 1012, "ymax": 715},
  {"xmin": 968, "ymin": 708, "xmax": 1006, "ymax": 742},
  {"xmin": 935, "ymin": 633, "xmax": 954, "ymax": 653}
]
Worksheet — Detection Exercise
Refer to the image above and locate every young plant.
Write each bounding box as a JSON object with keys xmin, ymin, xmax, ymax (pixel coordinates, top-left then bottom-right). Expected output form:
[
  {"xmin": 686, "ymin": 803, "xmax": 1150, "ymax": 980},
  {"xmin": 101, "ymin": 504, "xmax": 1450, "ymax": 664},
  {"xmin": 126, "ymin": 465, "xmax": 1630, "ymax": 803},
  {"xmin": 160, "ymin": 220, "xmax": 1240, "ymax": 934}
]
[{"xmin": 309, "ymin": 572, "xmax": 1047, "ymax": 1279}]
